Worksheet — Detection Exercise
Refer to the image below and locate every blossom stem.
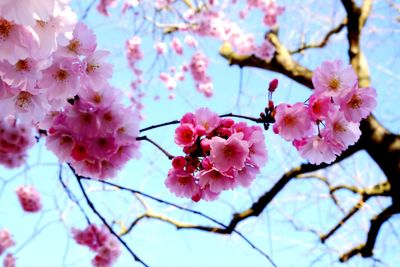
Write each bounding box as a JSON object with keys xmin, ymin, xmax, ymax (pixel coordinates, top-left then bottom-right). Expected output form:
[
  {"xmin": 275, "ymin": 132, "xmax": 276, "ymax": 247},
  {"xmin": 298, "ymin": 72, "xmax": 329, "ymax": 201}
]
[{"xmin": 136, "ymin": 135, "xmax": 175, "ymax": 160}]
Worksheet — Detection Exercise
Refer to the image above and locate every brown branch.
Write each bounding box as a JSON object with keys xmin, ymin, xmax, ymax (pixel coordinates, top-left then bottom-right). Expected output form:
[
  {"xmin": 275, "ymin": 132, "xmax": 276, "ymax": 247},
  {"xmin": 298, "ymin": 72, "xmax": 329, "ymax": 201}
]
[
  {"xmin": 219, "ymin": 31, "xmax": 314, "ymax": 89},
  {"xmin": 340, "ymin": 204, "xmax": 400, "ymax": 262},
  {"xmin": 290, "ymin": 19, "xmax": 347, "ymax": 54}
]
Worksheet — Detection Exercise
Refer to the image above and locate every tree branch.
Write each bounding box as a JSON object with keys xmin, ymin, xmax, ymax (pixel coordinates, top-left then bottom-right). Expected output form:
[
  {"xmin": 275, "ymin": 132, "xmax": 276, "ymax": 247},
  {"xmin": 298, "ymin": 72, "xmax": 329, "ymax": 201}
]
[
  {"xmin": 340, "ymin": 204, "xmax": 400, "ymax": 262},
  {"xmin": 290, "ymin": 19, "xmax": 347, "ymax": 54}
]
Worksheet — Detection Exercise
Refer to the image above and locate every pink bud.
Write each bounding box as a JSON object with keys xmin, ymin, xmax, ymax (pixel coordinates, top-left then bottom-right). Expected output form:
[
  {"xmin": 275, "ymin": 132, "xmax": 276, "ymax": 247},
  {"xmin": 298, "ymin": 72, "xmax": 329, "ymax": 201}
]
[{"xmin": 268, "ymin": 79, "xmax": 279, "ymax": 92}]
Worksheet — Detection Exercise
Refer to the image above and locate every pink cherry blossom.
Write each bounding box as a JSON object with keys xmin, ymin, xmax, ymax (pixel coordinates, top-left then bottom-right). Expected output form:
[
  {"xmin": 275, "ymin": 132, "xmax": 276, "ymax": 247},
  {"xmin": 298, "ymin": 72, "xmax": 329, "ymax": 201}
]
[
  {"xmin": 209, "ymin": 133, "xmax": 249, "ymax": 172},
  {"xmin": 323, "ymin": 109, "xmax": 361, "ymax": 147},
  {"xmin": 0, "ymin": 0, "xmax": 56, "ymax": 26},
  {"xmin": 296, "ymin": 135, "xmax": 343, "ymax": 165},
  {"xmin": 0, "ymin": 117, "xmax": 35, "ymax": 168},
  {"xmin": 312, "ymin": 60, "xmax": 357, "ymax": 100},
  {"xmin": 255, "ymin": 39, "xmax": 275, "ymax": 61},
  {"xmin": 0, "ymin": 18, "xmax": 38, "ymax": 64},
  {"xmin": 38, "ymin": 56, "xmax": 81, "ymax": 104},
  {"xmin": 57, "ymin": 22, "xmax": 97, "ymax": 57},
  {"xmin": 170, "ymin": 37, "xmax": 183, "ymax": 55},
  {"xmin": 234, "ymin": 163, "xmax": 260, "ymax": 188},
  {"xmin": 16, "ymin": 185, "xmax": 42, "ymax": 212},
  {"xmin": 184, "ymin": 35, "xmax": 198, "ymax": 48},
  {"xmin": 340, "ymin": 86, "xmax": 377, "ymax": 122},
  {"xmin": 273, "ymin": 103, "xmax": 314, "ymax": 141},
  {"xmin": 175, "ymin": 124, "xmax": 197, "ymax": 147},
  {"xmin": 155, "ymin": 42, "xmax": 167, "ymax": 55},
  {"xmin": 198, "ymin": 168, "xmax": 234, "ymax": 193},
  {"xmin": 3, "ymin": 253, "xmax": 15, "ymax": 267},
  {"xmin": 308, "ymin": 94, "xmax": 333, "ymax": 121},
  {"xmin": 194, "ymin": 107, "xmax": 220, "ymax": 134},
  {"xmin": 81, "ymin": 51, "xmax": 113, "ymax": 88},
  {"xmin": 165, "ymin": 169, "xmax": 199, "ymax": 198},
  {"xmin": 0, "ymin": 229, "xmax": 14, "ymax": 255},
  {"xmin": 97, "ymin": 0, "xmax": 119, "ymax": 16}
]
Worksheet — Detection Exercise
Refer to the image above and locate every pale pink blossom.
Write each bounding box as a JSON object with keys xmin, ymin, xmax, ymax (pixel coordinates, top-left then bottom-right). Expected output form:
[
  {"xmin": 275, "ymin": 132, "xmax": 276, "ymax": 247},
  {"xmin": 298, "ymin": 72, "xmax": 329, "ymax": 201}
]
[
  {"xmin": 234, "ymin": 163, "xmax": 260, "ymax": 187},
  {"xmin": 155, "ymin": 42, "xmax": 167, "ymax": 55},
  {"xmin": 194, "ymin": 107, "xmax": 220, "ymax": 134},
  {"xmin": 273, "ymin": 103, "xmax": 314, "ymax": 141},
  {"xmin": 312, "ymin": 60, "xmax": 357, "ymax": 100},
  {"xmin": 184, "ymin": 35, "xmax": 198, "ymax": 48},
  {"xmin": 0, "ymin": 18, "xmax": 38, "ymax": 64},
  {"xmin": 324, "ymin": 109, "xmax": 361, "ymax": 147},
  {"xmin": 81, "ymin": 50, "xmax": 113, "ymax": 88},
  {"xmin": 340, "ymin": 86, "xmax": 377, "ymax": 122},
  {"xmin": 246, "ymin": 127, "xmax": 268, "ymax": 166},
  {"xmin": 38, "ymin": 56, "xmax": 81, "ymax": 103},
  {"xmin": 32, "ymin": 8, "xmax": 77, "ymax": 57},
  {"xmin": 209, "ymin": 133, "xmax": 249, "ymax": 172},
  {"xmin": 58, "ymin": 22, "xmax": 97, "ymax": 57},
  {"xmin": 97, "ymin": 0, "xmax": 119, "ymax": 16},
  {"xmin": 16, "ymin": 185, "xmax": 42, "ymax": 212},
  {"xmin": 170, "ymin": 37, "xmax": 183, "ymax": 55},
  {"xmin": 0, "ymin": 229, "xmax": 14, "ymax": 255},
  {"xmin": 255, "ymin": 39, "xmax": 275, "ymax": 61},
  {"xmin": 296, "ymin": 135, "xmax": 342, "ymax": 165}
]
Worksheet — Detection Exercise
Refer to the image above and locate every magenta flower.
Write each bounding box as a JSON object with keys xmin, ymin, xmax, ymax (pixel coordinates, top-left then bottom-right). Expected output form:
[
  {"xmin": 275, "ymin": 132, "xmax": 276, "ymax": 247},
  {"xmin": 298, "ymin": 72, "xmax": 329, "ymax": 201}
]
[
  {"xmin": 16, "ymin": 185, "xmax": 42, "ymax": 212},
  {"xmin": 194, "ymin": 107, "xmax": 220, "ymax": 134},
  {"xmin": 209, "ymin": 133, "xmax": 249, "ymax": 172},
  {"xmin": 175, "ymin": 124, "xmax": 197, "ymax": 147},
  {"xmin": 3, "ymin": 253, "xmax": 16, "ymax": 267}
]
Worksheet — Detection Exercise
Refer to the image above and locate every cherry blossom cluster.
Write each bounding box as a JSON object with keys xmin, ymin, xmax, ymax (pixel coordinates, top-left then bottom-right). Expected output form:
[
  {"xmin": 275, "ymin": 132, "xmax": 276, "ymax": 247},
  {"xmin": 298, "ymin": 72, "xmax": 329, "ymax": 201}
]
[
  {"xmin": 0, "ymin": 229, "xmax": 15, "ymax": 267},
  {"xmin": 189, "ymin": 52, "xmax": 213, "ymax": 97},
  {"xmin": 273, "ymin": 60, "xmax": 377, "ymax": 164},
  {"xmin": 15, "ymin": 185, "xmax": 42, "ymax": 212},
  {"xmin": 166, "ymin": 108, "xmax": 268, "ymax": 201},
  {"xmin": 0, "ymin": 117, "xmax": 34, "ymax": 168},
  {"xmin": 72, "ymin": 224, "xmax": 121, "ymax": 267},
  {"xmin": 44, "ymin": 84, "xmax": 140, "ymax": 179},
  {"xmin": 0, "ymin": 1, "xmax": 141, "ymax": 176},
  {"xmin": 183, "ymin": 8, "xmax": 276, "ymax": 58},
  {"xmin": 239, "ymin": 0, "xmax": 285, "ymax": 26}
]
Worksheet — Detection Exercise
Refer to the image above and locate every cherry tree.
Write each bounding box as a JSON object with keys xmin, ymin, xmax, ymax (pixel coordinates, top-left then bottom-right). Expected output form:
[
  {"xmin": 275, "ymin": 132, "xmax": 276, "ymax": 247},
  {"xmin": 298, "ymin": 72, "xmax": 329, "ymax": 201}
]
[{"xmin": 0, "ymin": 0, "xmax": 399, "ymax": 266}]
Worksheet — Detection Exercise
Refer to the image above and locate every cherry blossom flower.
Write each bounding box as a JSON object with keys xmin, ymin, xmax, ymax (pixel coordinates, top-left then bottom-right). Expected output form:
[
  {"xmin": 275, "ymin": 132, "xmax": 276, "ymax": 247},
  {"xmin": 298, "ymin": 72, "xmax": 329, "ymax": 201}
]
[
  {"xmin": 194, "ymin": 107, "xmax": 220, "ymax": 134},
  {"xmin": 97, "ymin": 0, "xmax": 119, "ymax": 16},
  {"xmin": 296, "ymin": 135, "xmax": 343, "ymax": 165},
  {"xmin": 312, "ymin": 59, "xmax": 357, "ymax": 100},
  {"xmin": 165, "ymin": 169, "xmax": 199, "ymax": 198},
  {"xmin": 273, "ymin": 103, "xmax": 314, "ymax": 141},
  {"xmin": 3, "ymin": 253, "xmax": 15, "ymax": 267},
  {"xmin": 72, "ymin": 224, "xmax": 121, "ymax": 267},
  {"xmin": 81, "ymin": 50, "xmax": 113, "ymax": 88},
  {"xmin": 0, "ymin": 229, "xmax": 14, "ymax": 255},
  {"xmin": 340, "ymin": 86, "xmax": 377, "ymax": 122},
  {"xmin": 16, "ymin": 185, "xmax": 42, "ymax": 212},
  {"xmin": 0, "ymin": 0, "xmax": 58, "ymax": 26},
  {"xmin": 170, "ymin": 37, "xmax": 183, "ymax": 55},
  {"xmin": 209, "ymin": 133, "xmax": 249, "ymax": 172}
]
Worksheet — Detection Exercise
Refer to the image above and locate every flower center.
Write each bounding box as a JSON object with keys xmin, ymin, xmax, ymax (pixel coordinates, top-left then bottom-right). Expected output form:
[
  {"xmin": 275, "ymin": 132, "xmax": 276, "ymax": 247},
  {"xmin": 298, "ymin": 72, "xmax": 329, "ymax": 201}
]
[
  {"xmin": 15, "ymin": 59, "xmax": 30, "ymax": 72},
  {"xmin": 348, "ymin": 94, "xmax": 363, "ymax": 109},
  {"xmin": 86, "ymin": 63, "xmax": 100, "ymax": 74},
  {"xmin": 36, "ymin": 20, "xmax": 47, "ymax": 28},
  {"xmin": 283, "ymin": 115, "xmax": 296, "ymax": 127},
  {"xmin": 333, "ymin": 122, "xmax": 346, "ymax": 133},
  {"xmin": 15, "ymin": 92, "xmax": 33, "ymax": 112},
  {"xmin": 0, "ymin": 19, "xmax": 13, "ymax": 40},
  {"xmin": 67, "ymin": 39, "xmax": 81, "ymax": 54},
  {"xmin": 54, "ymin": 69, "xmax": 69, "ymax": 81},
  {"xmin": 328, "ymin": 77, "xmax": 341, "ymax": 90}
]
